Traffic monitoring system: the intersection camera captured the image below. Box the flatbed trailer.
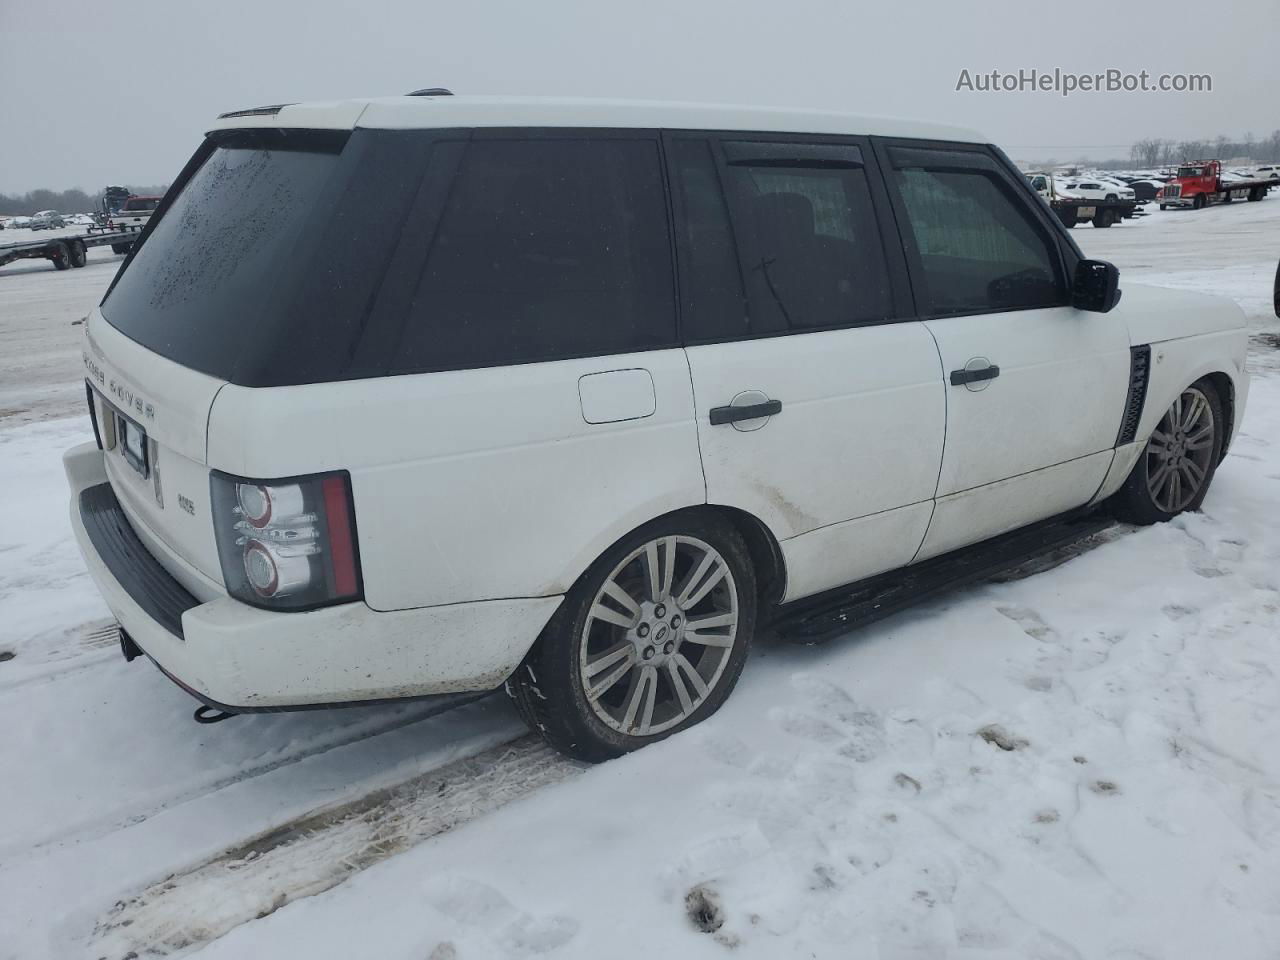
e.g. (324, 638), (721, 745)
(1048, 196), (1138, 228)
(0, 230), (137, 272)
(1026, 172), (1138, 228)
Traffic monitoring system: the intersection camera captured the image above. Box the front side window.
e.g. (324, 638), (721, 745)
(889, 156), (1065, 316)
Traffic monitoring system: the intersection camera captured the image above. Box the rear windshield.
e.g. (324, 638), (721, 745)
(101, 128), (675, 387)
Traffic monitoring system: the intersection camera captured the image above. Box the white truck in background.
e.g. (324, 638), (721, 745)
(1025, 172), (1137, 228)
(106, 196), (164, 253)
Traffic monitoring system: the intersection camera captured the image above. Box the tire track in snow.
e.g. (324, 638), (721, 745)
(92, 737), (580, 958)
(1, 693), (504, 862)
(0, 618), (122, 694)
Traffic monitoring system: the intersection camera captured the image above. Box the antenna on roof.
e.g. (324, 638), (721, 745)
(406, 87), (453, 97)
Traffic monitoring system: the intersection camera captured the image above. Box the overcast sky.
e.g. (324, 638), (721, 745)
(1, 0), (1277, 193)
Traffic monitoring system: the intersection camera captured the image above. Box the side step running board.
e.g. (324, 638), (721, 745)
(770, 511), (1116, 645)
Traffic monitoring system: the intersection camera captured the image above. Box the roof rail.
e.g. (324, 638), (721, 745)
(406, 87), (453, 97)
(216, 103), (293, 120)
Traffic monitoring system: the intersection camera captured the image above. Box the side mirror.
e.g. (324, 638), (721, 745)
(1072, 259), (1122, 313)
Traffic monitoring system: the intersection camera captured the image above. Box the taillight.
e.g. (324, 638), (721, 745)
(210, 470), (362, 611)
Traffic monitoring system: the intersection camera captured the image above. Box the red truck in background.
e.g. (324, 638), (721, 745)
(1159, 159), (1278, 210)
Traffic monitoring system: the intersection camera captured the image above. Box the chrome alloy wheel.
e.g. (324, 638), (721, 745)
(1145, 385), (1215, 514)
(579, 535), (739, 737)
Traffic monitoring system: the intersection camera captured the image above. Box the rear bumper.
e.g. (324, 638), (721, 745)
(65, 443), (561, 710)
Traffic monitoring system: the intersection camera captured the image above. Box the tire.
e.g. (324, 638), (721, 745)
(1248, 187), (1263, 202)
(1111, 378), (1224, 525)
(1105, 193), (1118, 200)
(51, 243), (71, 270)
(1159, 203), (1168, 210)
(110, 242), (131, 255)
(1193, 193), (1206, 210)
(1092, 209), (1114, 228)
(69, 240), (87, 268)
(507, 511), (757, 763)
(1059, 212), (1078, 228)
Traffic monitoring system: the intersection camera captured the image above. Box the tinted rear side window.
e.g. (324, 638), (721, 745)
(389, 137), (675, 372)
(670, 137), (893, 342)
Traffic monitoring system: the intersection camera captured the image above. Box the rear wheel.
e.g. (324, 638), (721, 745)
(68, 240), (87, 268)
(507, 512), (756, 762)
(110, 242), (132, 255)
(51, 243), (71, 270)
(1111, 380), (1224, 525)
(1092, 209), (1114, 228)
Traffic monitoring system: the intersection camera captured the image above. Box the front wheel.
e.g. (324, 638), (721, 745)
(1111, 380), (1224, 525)
(507, 512), (756, 763)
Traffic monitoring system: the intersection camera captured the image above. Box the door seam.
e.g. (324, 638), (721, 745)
(908, 320), (948, 565)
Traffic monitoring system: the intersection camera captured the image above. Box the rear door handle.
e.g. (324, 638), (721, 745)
(949, 364), (1000, 386)
(709, 399), (782, 425)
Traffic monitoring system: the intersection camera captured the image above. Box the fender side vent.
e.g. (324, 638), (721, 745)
(1116, 345), (1151, 446)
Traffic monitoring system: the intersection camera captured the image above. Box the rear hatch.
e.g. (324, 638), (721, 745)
(84, 314), (227, 596)
(93, 121), (454, 594)
(92, 127), (362, 595)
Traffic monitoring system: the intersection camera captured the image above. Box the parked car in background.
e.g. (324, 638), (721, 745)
(4, 216), (33, 230)
(1063, 180), (1135, 201)
(29, 210), (66, 230)
(1254, 164), (1280, 180)
(1129, 179), (1168, 202)
(67, 95), (1250, 762)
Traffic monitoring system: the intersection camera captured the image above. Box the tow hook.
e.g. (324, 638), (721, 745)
(193, 705), (238, 724)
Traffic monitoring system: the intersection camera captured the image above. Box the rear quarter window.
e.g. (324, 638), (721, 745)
(387, 136), (676, 372)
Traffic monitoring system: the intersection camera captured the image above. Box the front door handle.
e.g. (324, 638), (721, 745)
(949, 364), (1000, 386)
(709, 399), (782, 425)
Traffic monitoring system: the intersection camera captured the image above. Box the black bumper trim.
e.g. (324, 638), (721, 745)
(80, 483), (198, 639)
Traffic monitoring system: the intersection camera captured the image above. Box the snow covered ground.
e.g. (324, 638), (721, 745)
(1, 201), (1278, 959)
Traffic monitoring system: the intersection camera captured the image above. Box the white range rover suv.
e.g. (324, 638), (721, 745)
(67, 94), (1250, 761)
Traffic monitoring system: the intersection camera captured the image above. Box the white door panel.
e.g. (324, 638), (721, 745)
(780, 501), (934, 602)
(925, 307), (1130, 498)
(687, 323), (946, 598)
(917, 450), (1113, 560)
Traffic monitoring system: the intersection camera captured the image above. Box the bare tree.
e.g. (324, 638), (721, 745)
(1131, 139), (1164, 167)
